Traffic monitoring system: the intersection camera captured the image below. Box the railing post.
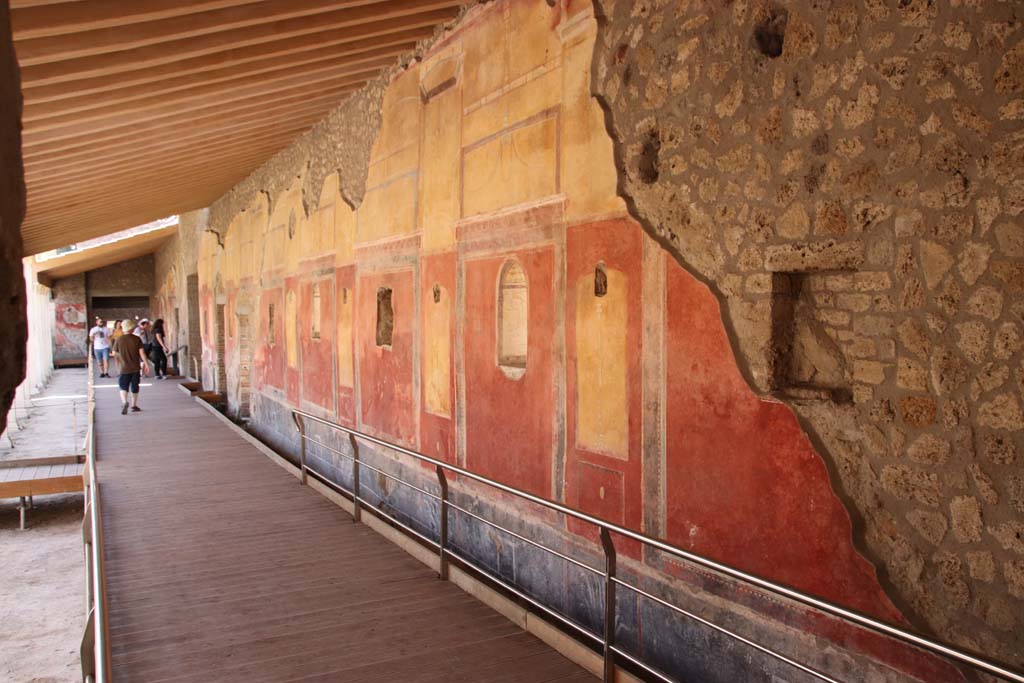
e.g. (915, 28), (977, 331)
(349, 433), (361, 523)
(294, 414), (307, 485)
(599, 526), (617, 683)
(435, 465), (449, 580)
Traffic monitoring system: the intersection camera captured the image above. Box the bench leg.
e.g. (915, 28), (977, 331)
(18, 497), (26, 530)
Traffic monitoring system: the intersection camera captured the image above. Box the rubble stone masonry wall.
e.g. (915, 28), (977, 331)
(592, 0), (1024, 663)
(0, 2), (26, 434)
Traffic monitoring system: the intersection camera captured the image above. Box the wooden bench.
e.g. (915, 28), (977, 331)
(0, 455), (85, 529)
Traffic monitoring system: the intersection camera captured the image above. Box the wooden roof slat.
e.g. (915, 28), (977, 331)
(27, 132), (317, 194)
(23, 95), (351, 165)
(22, 88), (355, 159)
(16, 0), (390, 65)
(26, 119), (323, 184)
(23, 27), (427, 104)
(24, 46), (403, 122)
(22, 80), (359, 149)
(13, 0), (267, 40)
(23, 67), (369, 143)
(18, 2), (459, 85)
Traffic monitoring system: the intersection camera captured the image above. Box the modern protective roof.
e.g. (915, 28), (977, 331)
(33, 222), (177, 285)
(13, 0), (465, 256)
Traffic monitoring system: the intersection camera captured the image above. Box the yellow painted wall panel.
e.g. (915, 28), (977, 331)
(462, 66), (561, 148)
(561, 21), (624, 221)
(575, 267), (628, 459)
(462, 115), (558, 217)
(337, 285), (354, 388)
(461, 6), (507, 107)
(419, 86), (461, 252)
(424, 284), (451, 416)
(507, 0), (561, 84)
(358, 173), (418, 243)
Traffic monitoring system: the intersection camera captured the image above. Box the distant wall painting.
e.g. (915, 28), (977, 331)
(53, 303), (87, 361)
(182, 1), (948, 677)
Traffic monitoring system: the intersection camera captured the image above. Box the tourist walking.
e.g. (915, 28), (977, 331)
(88, 316), (111, 378)
(151, 319), (171, 379)
(134, 319), (155, 377)
(113, 319), (150, 415)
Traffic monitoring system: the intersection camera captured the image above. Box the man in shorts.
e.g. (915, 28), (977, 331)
(88, 316), (111, 378)
(113, 319), (150, 415)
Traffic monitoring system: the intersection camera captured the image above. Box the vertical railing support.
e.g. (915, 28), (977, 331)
(436, 465), (449, 580)
(349, 433), (361, 523)
(600, 526), (617, 683)
(293, 414), (307, 485)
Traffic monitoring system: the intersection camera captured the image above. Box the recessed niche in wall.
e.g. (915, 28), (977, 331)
(267, 303), (276, 346)
(497, 260), (527, 379)
(594, 263), (608, 297)
(770, 272), (851, 403)
(311, 282), (322, 340)
(376, 287), (394, 347)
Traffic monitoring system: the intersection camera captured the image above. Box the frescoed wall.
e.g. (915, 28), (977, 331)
(150, 2), (993, 680)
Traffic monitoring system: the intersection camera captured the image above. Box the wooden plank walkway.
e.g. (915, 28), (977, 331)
(94, 378), (594, 683)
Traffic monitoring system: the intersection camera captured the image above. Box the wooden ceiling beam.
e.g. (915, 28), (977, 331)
(23, 28), (426, 103)
(23, 96), (346, 165)
(18, 2), (458, 84)
(22, 80), (358, 150)
(25, 56), (388, 127)
(13, 0), (267, 40)
(22, 71), (364, 144)
(25, 120), (321, 182)
(26, 137), (310, 197)
(24, 46), (403, 122)
(16, 0), (389, 65)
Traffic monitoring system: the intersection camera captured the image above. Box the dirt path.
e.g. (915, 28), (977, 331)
(1, 369), (87, 683)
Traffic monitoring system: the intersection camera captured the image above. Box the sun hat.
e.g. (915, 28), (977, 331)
(121, 319), (135, 333)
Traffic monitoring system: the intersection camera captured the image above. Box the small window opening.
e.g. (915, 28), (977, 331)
(268, 303), (276, 346)
(433, 283), (442, 303)
(498, 260), (528, 375)
(376, 287), (394, 347)
(311, 283), (322, 340)
(594, 263), (608, 297)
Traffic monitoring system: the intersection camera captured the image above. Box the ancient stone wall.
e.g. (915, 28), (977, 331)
(591, 0), (1024, 663)
(0, 1), (26, 434)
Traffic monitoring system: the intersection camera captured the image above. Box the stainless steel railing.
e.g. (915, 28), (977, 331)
(81, 356), (112, 683)
(291, 408), (1024, 683)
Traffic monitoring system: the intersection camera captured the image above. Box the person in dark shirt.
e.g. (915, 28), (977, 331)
(114, 319), (150, 415)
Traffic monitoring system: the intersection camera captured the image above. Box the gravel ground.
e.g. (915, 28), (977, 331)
(1, 369), (88, 682)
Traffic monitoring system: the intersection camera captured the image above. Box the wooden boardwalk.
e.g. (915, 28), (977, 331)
(95, 378), (594, 682)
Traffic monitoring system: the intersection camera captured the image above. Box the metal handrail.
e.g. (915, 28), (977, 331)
(291, 408), (1024, 683)
(82, 356), (112, 683)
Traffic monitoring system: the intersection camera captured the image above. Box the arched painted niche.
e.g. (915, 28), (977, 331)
(497, 259), (528, 380)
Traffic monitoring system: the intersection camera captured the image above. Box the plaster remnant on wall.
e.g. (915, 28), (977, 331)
(591, 0), (1024, 665)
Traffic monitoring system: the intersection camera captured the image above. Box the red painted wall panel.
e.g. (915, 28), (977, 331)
(663, 257), (901, 622)
(420, 251), (457, 465)
(256, 287), (284, 392)
(335, 265), (357, 425)
(463, 247), (555, 499)
(299, 276), (335, 412)
(284, 276), (300, 405)
(564, 219), (643, 555)
(357, 269), (417, 447)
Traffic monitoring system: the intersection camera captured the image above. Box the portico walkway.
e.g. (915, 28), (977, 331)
(94, 377), (593, 682)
